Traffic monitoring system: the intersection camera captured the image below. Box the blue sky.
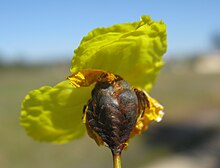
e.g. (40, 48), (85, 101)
(1, 0), (220, 62)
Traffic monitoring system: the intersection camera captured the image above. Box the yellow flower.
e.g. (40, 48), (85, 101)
(20, 16), (167, 145)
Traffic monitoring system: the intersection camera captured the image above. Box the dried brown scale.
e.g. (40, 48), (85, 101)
(85, 76), (139, 155)
(133, 88), (150, 117)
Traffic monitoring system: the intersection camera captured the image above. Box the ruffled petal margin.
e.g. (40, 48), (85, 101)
(71, 16), (167, 92)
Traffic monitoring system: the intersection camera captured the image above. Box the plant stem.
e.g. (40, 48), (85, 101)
(112, 152), (122, 168)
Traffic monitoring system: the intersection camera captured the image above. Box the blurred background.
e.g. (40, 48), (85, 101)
(1, 0), (220, 168)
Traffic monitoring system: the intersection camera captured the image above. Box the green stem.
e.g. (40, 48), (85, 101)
(112, 152), (122, 168)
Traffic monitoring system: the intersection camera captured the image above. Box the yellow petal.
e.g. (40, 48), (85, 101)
(131, 90), (164, 136)
(20, 80), (92, 144)
(70, 16), (167, 92)
(67, 69), (117, 88)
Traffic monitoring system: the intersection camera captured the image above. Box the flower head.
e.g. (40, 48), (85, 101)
(20, 16), (167, 146)
(68, 69), (164, 155)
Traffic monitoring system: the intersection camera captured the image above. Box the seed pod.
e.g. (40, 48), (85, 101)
(85, 75), (139, 155)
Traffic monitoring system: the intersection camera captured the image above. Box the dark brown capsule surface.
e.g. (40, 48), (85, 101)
(86, 76), (139, 154)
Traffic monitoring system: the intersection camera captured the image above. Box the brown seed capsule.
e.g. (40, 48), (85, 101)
(85, 75), (139, 155)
